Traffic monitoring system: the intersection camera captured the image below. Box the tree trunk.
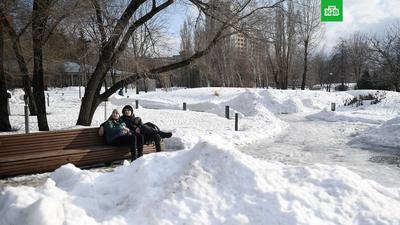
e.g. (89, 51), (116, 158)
(32, 0), (49, 131)
(1, 14), (37, 115)
(301, 40), (309, 90)
(0, 18), (11, 131)
(77, 63), (109, 125)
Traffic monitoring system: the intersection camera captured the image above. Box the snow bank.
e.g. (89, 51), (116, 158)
(306, 110), (384, 124)
(1, 141), (400, 225)
(354, 116), (400, 149)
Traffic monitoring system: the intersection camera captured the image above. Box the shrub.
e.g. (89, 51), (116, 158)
(344, 91), (386, 107)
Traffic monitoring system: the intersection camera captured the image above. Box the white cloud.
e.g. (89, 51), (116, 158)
(323, 0), (400, 53)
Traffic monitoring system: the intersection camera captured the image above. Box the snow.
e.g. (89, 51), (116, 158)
(2, 142), (400, 225)
(2, 87), (400, 225)
(354, 116), (400, 149)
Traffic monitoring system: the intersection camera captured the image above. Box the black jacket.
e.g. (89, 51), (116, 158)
(121, 115), (143, 131)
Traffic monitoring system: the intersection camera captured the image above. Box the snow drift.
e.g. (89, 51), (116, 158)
(1, 141), (400, 225)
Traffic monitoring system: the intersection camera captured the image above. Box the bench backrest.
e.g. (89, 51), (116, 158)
(0, 128), (104, 158)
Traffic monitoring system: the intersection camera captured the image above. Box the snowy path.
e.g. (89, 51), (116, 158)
(241, 114), (400, 187)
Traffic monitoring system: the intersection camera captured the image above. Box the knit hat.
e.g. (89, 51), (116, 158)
(108, 109), (120, 121)
(122, 105), (134, 113)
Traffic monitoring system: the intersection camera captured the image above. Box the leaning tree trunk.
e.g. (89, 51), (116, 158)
(77, 60), (110, 126)
(32, 0), (49, 131)
(301, 40), (309, 90)
(0, 18), (11, 131)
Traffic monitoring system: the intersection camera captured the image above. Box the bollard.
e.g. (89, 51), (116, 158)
(24, 95), (29, 134)
(135, 100), (139, 109)
(225, 106), (230, 119)
(183, 102), (187, 111)
(331, 103), (336, 111)
(47, 93), (50, 107)
(104, 100), (107, 120)
(235, 113), (239, 131)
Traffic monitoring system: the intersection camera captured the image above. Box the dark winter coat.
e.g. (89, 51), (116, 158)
(102, 119), (129, 145)
(121, 115), (143, 131)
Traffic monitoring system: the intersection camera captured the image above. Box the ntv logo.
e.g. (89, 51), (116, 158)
(321, 0), (343, 22)
(324, 6), (340, 17)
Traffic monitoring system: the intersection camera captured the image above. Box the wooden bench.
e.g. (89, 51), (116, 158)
(0, 128), (164, 178)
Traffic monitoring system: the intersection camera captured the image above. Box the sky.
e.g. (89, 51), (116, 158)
(161, 0), (400, 56)
(323, 0), (400, 52)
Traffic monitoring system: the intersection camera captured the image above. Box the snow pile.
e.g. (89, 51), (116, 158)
(1, 141), (400, 225)
(354, 116), (400, 149)
(306, 110), (384, 124)
(126, 88), (352, 115)
(306, 91), (400, 124)
(258, 89), (351, 114)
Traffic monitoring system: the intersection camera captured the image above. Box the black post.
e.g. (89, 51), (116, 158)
(104, 99), (107, 120)
(24, 95), (29, 133)
(7, 93), (11, 115)
(225, 106), (229, 119)
(46, 93), (50, 107)
(135, 99), (139, 109)
(183, 102), (187, 111)
(331, 103), (336, 111)
(136, 82), (139, 95)
(235, 113), (239, 131)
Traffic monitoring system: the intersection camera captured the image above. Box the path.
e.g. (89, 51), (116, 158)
(242, 114), (400, 187)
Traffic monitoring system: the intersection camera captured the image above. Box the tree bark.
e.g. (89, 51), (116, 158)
(301, 40), (309, 90)
(0, 16), (11, 131)
(32, 0), (49, 131)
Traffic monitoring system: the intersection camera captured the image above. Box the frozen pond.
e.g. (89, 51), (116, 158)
(241, 114), (400, 187)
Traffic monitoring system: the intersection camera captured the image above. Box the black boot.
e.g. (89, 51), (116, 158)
(159, 131), (172, 139)
(154, 134), (162, 152)
(129, 134), (137, 161)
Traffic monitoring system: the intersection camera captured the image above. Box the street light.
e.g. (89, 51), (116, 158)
(328, 72), (333, 92)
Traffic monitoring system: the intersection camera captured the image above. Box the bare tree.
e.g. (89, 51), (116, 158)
(0, 4), (11, 131)
(370, 26), (400, 92)
(1, 3), (38, 115)
(76, 0), (285, 125)
(296, 0), (323, 90)
(347, 32), (369, 81)
(273, 0), (296, 89)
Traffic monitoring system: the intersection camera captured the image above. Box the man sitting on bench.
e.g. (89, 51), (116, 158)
(120, 105), (172, 152)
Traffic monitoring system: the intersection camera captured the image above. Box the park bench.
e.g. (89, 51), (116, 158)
(0, 128), (164, 178)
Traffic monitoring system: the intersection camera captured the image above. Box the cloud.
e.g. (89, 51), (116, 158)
(323, 0), (400, 53)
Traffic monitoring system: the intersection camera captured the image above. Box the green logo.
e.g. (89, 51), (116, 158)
(321, 0), (343, 22)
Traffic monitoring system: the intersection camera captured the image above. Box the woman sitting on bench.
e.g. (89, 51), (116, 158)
(98, 109), (141, 161)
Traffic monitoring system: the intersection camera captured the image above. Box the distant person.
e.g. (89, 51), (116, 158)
(98, 109), (140, 161)
(120, 105), (172, 152)
(118, 88), (124, 96)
